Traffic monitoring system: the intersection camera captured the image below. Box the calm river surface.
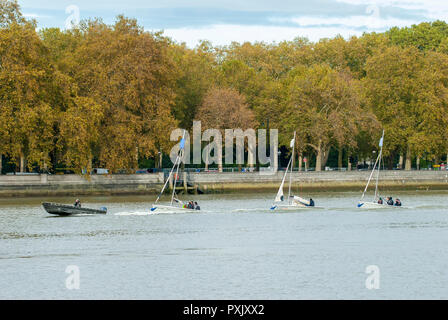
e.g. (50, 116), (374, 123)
(1, 191), (448, 299)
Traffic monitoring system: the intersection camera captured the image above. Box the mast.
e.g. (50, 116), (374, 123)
(154, 156), (180, 205)
(359, 153), (380, 202)
(373, 130), (385, 201)
(288, 131), (296, 202)
(170, 130), (186, 205)
(274, 156), (292, 202)
(359, 130), (384, 203)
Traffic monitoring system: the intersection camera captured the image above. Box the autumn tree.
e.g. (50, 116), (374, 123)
(68, 16), (178, 172)
(4, 0), (448, 174)
(0, 0), (24, 27)
(0, 6), (58, 172)
(196, 87), (257, 171)
(59, 97), (103, 173)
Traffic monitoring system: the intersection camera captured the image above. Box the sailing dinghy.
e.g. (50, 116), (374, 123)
(357, 130), (403, 209)
(270, 132), (317, 211)
(151, 131), (200, 213)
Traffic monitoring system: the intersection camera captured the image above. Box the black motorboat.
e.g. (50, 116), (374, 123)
(42, 202), (107, 216)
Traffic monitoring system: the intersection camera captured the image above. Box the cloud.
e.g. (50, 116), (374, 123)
(335, 0), (448, 21)
(18, 0), (448, 47)
(161, 24), (365, 47)
(23, 13), (51, 19)
(270, 14), (419, 31)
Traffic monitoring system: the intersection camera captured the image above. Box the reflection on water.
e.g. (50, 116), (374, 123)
(1, 191), (448, 299)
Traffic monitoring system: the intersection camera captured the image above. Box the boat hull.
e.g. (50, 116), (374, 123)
(42, 202), (107, 216)
(150, 204), (199, 213)
(357, 202), (402, 209)
(271, 203), (318, 211)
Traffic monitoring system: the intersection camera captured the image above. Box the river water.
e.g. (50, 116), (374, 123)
(1, 191), (448, 300)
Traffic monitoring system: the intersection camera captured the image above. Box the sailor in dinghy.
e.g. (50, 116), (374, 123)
(357, 130), (403, 209)
(270, 131), (317, 211)
(151, 130), (201, 213)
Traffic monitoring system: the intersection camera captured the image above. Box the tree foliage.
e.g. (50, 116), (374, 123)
(2, 0), (448, 172)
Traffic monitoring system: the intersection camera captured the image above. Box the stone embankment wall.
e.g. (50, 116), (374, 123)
(1, 170), (447, 197)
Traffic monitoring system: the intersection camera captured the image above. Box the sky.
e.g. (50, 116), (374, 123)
(18, 0), (448, 47)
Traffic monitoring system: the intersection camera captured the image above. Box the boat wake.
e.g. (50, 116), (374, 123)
(231, 208), (270, 213)
(114, 211), (158, 216)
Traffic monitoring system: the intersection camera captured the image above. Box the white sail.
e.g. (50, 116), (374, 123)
(271, 131), (318, 210)
(274, 182), (285, 202)
(288, 132), (296, 201)
(374, 130), (385, 201)
(358, 130), (385, 208)
(292, 196), (310, 206)
(151, 131), (187, 211)
(274, 158), (291, 202)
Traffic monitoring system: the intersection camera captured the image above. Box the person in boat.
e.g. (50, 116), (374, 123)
(74, 199), (81, 208)
(386, 197), (394, 206)
(309, 198), (315, 207)
(378, 197), (383, 204)
(394, 198), (402, 207)
(194, 201), (201, 210)
(187, 201), (194, 209)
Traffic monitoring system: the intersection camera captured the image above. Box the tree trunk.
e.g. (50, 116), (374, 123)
(88, 154), (93, 174)
(298, 152), (303, 172)
(159, 149), (163, 169)
(405, 146), (412, 171)
(347, 153), (352, 171)
(338, 147), (343, 170)
(20, 153), (25, 173)
(205, 152), (209, 171)
(0, 153), (2, 175)
(398, 154), (403, 170)
(322, 145), (331, 170)
(182, 170), (187, 193)
(416, 156), (420, 170)
(315, 140), (322, 172)
(135, 146), (139, 170)
(387, 152), (394, 170)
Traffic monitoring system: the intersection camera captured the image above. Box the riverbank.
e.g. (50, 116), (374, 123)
(1, 170), (448, 198)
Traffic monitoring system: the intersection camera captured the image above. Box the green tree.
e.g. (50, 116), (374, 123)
(283, 64), (367, 171)
(171, 40), (217, 129)
(364, 46), (448, 169)
(388, 21), (448, 51)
